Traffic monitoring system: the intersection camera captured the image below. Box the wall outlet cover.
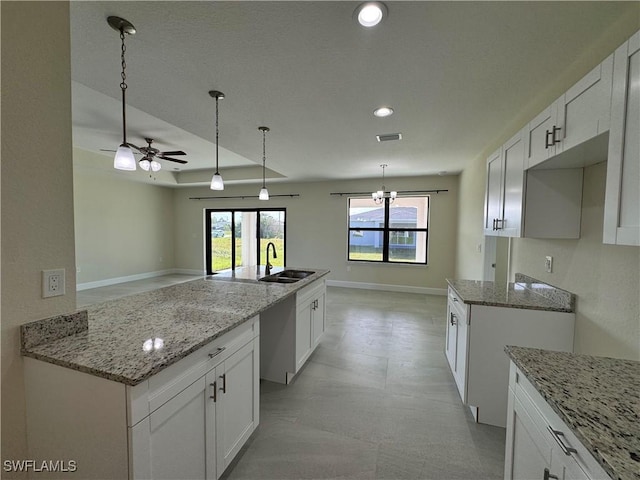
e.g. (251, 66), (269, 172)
(43, 268), (66, 298)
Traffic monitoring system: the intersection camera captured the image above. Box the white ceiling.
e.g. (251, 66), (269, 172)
(70, 1), (636, 187)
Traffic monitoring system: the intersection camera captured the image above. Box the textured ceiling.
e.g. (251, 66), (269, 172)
(70, 1), (637, 187)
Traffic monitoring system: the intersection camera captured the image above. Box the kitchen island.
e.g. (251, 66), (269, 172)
(20, 268), (329, 480)
(504, 346), (639, 480)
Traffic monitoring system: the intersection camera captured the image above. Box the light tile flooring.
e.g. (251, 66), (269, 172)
(77, 277), (505, 480)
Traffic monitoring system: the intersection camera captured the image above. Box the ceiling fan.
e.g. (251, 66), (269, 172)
(102, 137), (187, 171)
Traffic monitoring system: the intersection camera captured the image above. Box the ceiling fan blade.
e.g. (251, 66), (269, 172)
(100, 149), (117, 153)
(126, 142), (143, 152)
(159, 156), (188, 164)
(159, 150), (186, 156)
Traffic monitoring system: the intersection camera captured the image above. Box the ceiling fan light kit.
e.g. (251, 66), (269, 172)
(108, 16), (137, 171)
(258, 126), (271, 201)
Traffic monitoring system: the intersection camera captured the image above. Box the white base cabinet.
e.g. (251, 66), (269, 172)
(24, 317), (260, 480)
(260, 278), (326, 384)
(504, 362), (609, 480)
(445, 287), (574, 428)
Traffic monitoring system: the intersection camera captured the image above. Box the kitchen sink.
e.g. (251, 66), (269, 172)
(259, 269), (315, 284)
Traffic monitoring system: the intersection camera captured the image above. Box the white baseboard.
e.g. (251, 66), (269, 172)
(325, 280), (447, 296)
(76, 269), (205, 291)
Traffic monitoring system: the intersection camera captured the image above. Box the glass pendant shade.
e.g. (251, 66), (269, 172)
(211, 172), (224, 190)
(259, 187), (269, 201)
(114, 144), (137, 171)
(150, 160), (162, 172)
(139, 158), (151, 171)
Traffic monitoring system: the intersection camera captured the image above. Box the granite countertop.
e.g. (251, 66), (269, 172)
(505, 345), (640, 480)
(446, 273), (574, 312)
(21, 268), (329, 386)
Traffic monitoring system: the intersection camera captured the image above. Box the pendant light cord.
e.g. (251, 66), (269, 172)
(120, 29), (128, 145)
(262, 129), (267, 188)
(215, 95), (220, 175)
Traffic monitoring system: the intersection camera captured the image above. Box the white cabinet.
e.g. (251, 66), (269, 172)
(484, 128), (583, 239)
(604, 30), (640, 246)
(505, 362), (609, 480)
(296, 280), (326, 371)
(444, 287), (574, 427)
(445, 287), (468, 400)
(260, 278), (326, 384)
(24, 317), (260, 480)
(525, 54), (613, 170)
(484, 130), (526, 237)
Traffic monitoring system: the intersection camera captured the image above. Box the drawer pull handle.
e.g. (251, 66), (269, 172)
(208, 347), (226, 359)
(547, 426), (577, 456)
(543, 468), (559, 480)
(210, 382), (217, 402)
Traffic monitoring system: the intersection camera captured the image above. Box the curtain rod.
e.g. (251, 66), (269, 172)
(329, 189), (448, 196)
(189, 194), (300, 200)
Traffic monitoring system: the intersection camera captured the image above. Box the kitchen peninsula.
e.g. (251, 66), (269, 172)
(20, 269), (328, 480)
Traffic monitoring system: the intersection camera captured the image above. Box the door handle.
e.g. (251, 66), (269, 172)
(210, 381), (217, 402)
(552, 125), (562, 144)
(545, 129), (553, 148)
(220, 373), (227, 394)
(543, 468), (559, 480)
(450, 312), (457, 326)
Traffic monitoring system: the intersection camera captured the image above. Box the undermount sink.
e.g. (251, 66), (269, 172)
(259, 269), (315, 284)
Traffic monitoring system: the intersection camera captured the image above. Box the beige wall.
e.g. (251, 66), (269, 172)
(1, 1), (75, 471)
(74, 149), (176, 285)
(173, 174), (459, 291)
(510, 163), (639, 360)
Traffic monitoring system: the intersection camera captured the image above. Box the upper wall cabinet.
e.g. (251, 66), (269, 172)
(484, 128), (583, 239)
(484, 130), (526, 237)
(604, 31), (640, 246)
(525, 54), (614, 170)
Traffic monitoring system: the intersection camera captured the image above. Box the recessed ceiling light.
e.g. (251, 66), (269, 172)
(354, 2), (387, 28)
(374, 106), (394, 118)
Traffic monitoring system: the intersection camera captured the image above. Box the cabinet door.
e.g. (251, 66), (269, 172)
(216, 340), (259, 478)
(604, 31), (640, 246)
(525, 103), (558, 169)
(501, 130), (525, 237)
(444, 301), (457, 373)
(295, 302), (313, 370)
(484, 148), (503, 235)
(558, 54), (613, 154)
(311, 292), (325, 348)
(453, 311), (468, 402)
(142, 377), (213, 480)
(505, 395), (552, 480)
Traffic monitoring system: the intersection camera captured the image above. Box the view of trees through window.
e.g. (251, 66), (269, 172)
(348, 196), (429, 264)
(205, 209), (285, 274)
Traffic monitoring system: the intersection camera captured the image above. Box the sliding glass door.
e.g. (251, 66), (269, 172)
(205, 208), (286, 274)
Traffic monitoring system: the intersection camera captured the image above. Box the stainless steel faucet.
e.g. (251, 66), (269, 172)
(265, 242), (277, 276)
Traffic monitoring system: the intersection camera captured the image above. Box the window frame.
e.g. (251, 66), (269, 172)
(347, 196), (429, 265)
(205, 208), (287, 275)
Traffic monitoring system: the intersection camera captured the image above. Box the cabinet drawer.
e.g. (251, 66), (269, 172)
(128, 316), (259, 426)
(448, 287), (467, 318)
(296, 279), (325, 307)
(512, 365), (608, 479)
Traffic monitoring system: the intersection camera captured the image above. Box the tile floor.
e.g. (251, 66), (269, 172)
(77, 277), (505, 479)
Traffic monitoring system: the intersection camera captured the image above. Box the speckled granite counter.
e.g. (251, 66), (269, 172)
(505, 345), (640, 480)
(21, 269), (329, 386)
(447, 273), (574, 312)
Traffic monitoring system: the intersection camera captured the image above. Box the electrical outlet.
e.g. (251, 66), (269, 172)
(545, 256), (553, 273)
(43, 269), (66, 298)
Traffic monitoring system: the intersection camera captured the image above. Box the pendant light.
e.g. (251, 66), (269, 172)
(258, 126), (270, 200)
(372, 164), (397, 205)
(209, 90), (225, 190)
(108, 16), (137, 171)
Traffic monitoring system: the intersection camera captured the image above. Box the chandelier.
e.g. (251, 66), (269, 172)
(371, 164), (397, 204)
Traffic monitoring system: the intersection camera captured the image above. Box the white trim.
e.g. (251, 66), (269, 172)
(326, 280), (446, 296)
(76, 269), (205, 291)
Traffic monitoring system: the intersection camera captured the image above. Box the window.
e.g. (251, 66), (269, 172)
(205, 209), (286, 274)
(348, 196), (429, 264)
